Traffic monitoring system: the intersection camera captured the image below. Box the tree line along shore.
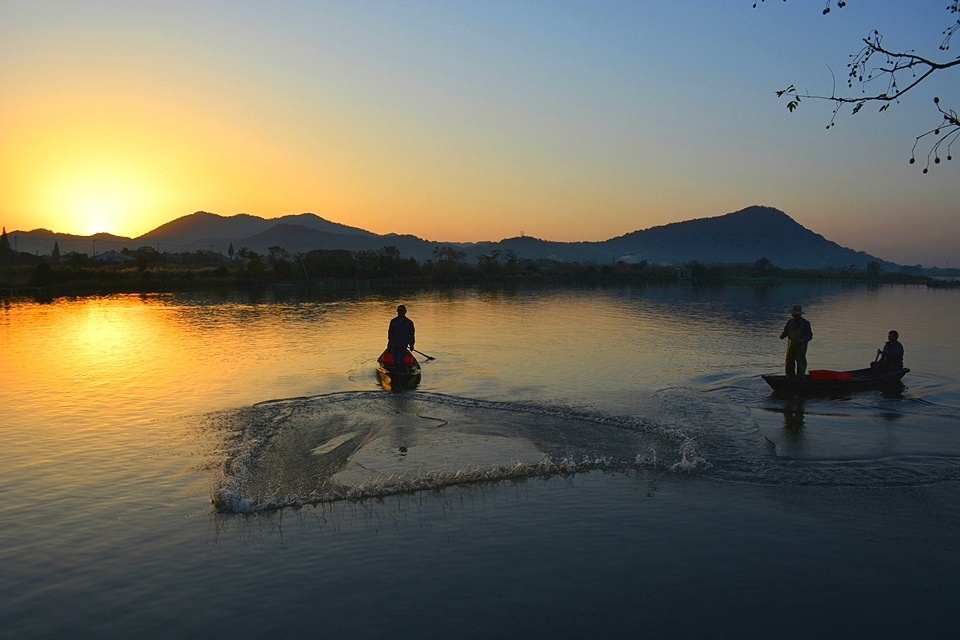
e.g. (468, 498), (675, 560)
(0, 242), (946, 299)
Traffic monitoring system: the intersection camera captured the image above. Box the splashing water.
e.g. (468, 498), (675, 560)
(211, 391), (708, 513)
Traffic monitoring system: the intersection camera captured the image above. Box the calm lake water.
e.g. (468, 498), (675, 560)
(2, 282), (959, 638)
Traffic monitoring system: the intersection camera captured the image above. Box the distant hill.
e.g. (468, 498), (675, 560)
(468, 206), (896, 270)
(4, 205), (908, 270)
(136, 211), (375, 252)
(601, 205), (892, 270)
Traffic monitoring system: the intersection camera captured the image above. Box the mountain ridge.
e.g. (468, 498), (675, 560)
(4, 205), (911, 270)
(137, 211), (375, 247)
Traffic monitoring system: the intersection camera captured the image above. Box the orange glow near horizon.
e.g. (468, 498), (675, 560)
(2, 2), (959, 267)
(4, 86), (175, 237)
(0, 50), (892, 245)
(0, 60), (681, 243)
(2, 103), (663, 242)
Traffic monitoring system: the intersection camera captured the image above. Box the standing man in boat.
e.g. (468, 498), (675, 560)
(388, 304), (416, 372)
(779, 304), (813, 378)
(872, 330), (904, 372)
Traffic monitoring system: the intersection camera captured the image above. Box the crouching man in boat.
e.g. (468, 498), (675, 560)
(871, 330), (904, 373)
(779, 304), (813, 378)
(388, 304), (416, 372)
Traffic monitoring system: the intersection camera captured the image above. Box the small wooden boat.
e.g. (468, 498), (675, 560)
(376, 348), (421, 391)
(762, 367), (909, 395)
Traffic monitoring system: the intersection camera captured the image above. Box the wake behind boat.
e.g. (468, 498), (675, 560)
(762, 367), (909, 395)
(377, 348), (422, 391)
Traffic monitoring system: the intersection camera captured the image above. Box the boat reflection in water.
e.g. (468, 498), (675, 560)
(376, 348), (422, 392)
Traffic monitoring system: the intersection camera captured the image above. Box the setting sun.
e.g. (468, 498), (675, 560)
(2, 90), (173, 238)
(52, 173), (147, 236)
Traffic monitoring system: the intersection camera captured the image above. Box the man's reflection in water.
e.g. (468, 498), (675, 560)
(782, 397), (805, 443)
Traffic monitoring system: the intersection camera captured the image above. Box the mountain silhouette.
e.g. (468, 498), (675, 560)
(136, 211), (374, 252)
(602, 205), (882, 269)
(6, 205), (902, 270)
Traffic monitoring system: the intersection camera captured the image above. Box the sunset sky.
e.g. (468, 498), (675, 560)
(2, 1), (957, 267)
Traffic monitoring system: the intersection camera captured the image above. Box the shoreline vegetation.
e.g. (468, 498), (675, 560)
(0, 245), (954, 300)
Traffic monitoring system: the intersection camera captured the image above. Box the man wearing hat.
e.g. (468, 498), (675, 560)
(779, 304), (813, 377)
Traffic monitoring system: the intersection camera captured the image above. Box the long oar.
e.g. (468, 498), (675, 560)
(412, 348), (435, 361)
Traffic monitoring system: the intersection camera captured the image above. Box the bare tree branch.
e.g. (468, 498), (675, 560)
(759, 1), (960, 171)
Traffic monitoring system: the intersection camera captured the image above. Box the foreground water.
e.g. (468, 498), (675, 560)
(2, 283), (959, 638)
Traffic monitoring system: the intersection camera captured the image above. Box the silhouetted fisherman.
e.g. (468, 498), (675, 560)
(872, 330), (904, 372)
(779, 304), (813, 377)
(387, 304), (416, 372)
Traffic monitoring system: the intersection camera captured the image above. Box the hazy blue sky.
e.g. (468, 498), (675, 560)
(2, 1), (957, 266)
